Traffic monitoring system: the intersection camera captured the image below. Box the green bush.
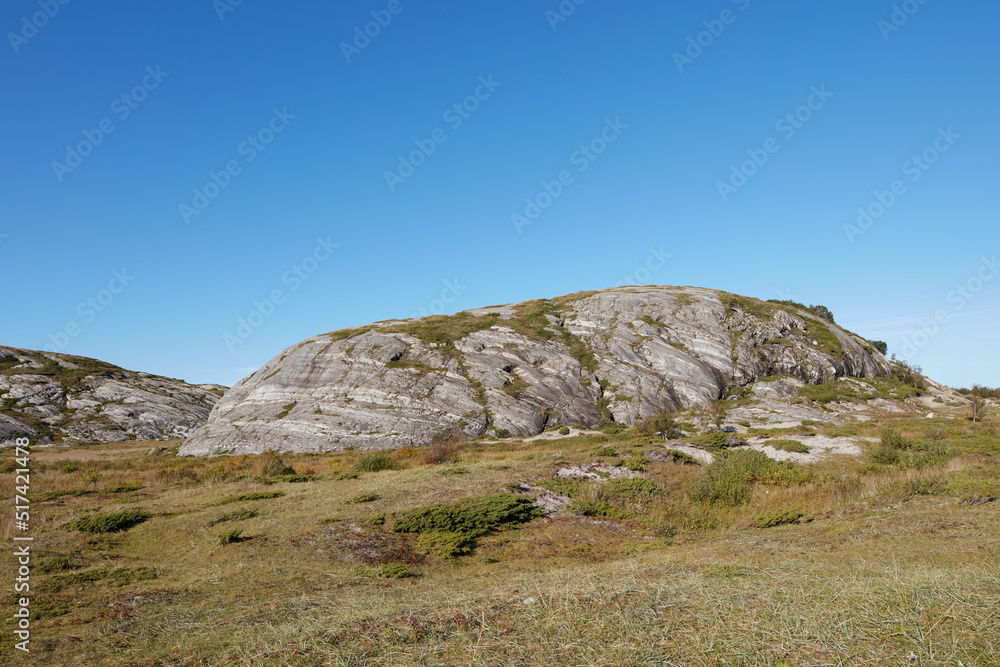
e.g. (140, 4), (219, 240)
(393, 494), (538, 539)
(571, 499), (630, 520)
(353, 453), (402, 473)
(748, 508), (804, 528)
(688, 432), (728, 449)
(418, 531), (474, 558)
(595, 446), (618, 457)
(688, 464), (751, 506)
(637, 412), (682, 438)
(217, 529), (246, 545)
(624, 455), (647, 471)
(258, 450), (296, 476)
(346, 492), (380, 504)
(767, 439), (810, 454)
(216, 491), (284, 505)
(538, 477), (585, 498)
(597, 477), (662, 513)
(375, 563), (416, 578)
(879, 427), (911, 450)
(559, 426), (570, 435)
(688, 450), (808, 506)
(69, 510), (152, 534)
(208, 507), (259, 527)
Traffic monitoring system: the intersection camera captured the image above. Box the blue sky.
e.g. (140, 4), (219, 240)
(2, 0), (997, 388)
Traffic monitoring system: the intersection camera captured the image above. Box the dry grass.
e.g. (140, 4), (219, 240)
(1, 408), (998, 665)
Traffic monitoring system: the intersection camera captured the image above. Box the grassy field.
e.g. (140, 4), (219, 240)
(2, 404), (998, 666)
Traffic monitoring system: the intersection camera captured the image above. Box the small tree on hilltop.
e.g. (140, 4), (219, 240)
(709, 399), (729, 431)
(970, 385), (988, 424)
(638, 412), (681, 439)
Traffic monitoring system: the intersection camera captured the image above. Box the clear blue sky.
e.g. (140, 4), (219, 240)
(2, 0), (997, 389)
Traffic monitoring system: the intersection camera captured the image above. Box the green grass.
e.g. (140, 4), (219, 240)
(766, 439), (811, 454)
(6, 402), (1000, 666)
(718, 293), (776, 320)
(384, 311), (500, 346)
(797, 376), (922, 404)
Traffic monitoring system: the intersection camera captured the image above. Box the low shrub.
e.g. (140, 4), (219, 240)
(216, 491), (284, 505)
(688, 450), (809, 506)
(767, 439), (810, 454)
(217, 529), (246, 545)
(597, 477), (663, 514)
(571, 499), (629, 520)
(420, 427), (465, 464)
(624, 455), (647, 471)
(393, 494), (539, 539)
(538, 477), (585, 498)
(375, 563), (416, 578)
(68, 510), (152, 534)
(418, 531), (474, 558)
(354, 452), (402, 473)
(258, 450), (296, 477)
(207, 508), (259, 527)
(748, 508), (804, 528)
(637, 412), (682, 438)
(687, 432), (728, 449)
(347, 492), (380, 504)
(559, 426), (571, 435)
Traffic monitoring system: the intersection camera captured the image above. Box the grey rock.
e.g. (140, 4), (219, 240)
(182, 286), (891, 456)
(0, 346), (224, 444)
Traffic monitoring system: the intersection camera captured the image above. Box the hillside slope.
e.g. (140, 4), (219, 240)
(182, 286), (891, 456)
(0, 346), (224, 444)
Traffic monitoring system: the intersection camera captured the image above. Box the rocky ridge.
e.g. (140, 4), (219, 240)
(0, 347), (225, 444)
(181, 286), (893, 456)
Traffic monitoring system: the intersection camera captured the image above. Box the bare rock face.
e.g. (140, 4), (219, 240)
(181, 286), (891, 456)
(0, 347), (224, 444)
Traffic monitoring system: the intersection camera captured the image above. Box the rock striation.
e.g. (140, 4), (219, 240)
(0, 347), (224, 444)
(181, 286), (891, 456)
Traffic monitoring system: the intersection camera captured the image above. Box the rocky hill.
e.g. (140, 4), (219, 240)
(181, 286), (893, 456)
(0, 347), (225, 444)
